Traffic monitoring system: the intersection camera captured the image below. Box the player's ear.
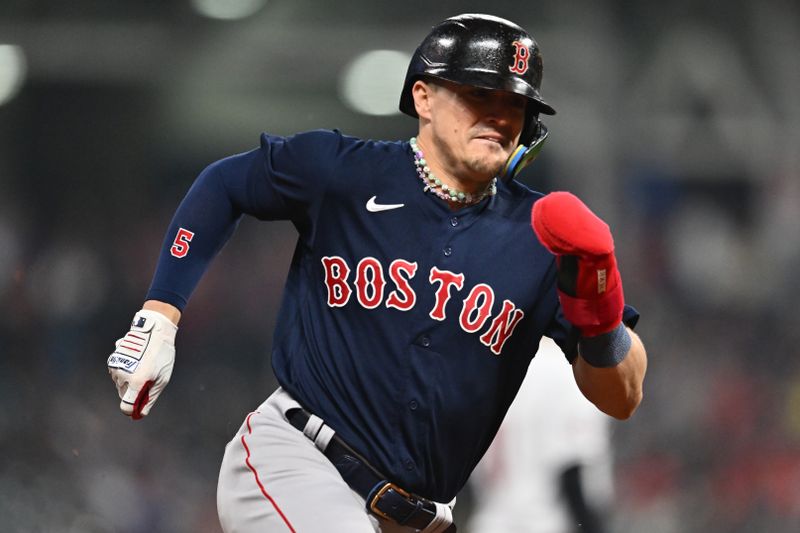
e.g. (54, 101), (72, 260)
(412, 79), (434, 120)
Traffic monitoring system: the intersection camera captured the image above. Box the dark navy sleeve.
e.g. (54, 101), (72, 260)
(145, 153), (254, 310)
(145, 130), (342, 310)
(249, 131), (340, 222)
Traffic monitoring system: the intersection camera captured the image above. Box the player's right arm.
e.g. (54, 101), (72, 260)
(106, 130), (341, 420)
(107, 147), (273, 420)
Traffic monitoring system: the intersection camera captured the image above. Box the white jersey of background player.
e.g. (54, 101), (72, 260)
(468, 337), (614, 533)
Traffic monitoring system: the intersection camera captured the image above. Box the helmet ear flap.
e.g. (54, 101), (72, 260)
(520, 112), (543, 147)
(502, 119), (549, 182)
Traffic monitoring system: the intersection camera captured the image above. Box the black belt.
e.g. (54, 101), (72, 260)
(287, 408), (456, 532)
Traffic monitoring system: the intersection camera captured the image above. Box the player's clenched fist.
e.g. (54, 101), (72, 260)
(107, 309), (177, 419)
(531, 192), (624, 338)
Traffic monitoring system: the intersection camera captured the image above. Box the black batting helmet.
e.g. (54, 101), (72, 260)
(399, 14), (555, 146)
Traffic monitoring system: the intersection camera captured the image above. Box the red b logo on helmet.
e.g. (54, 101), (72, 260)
(509, 41), (530, 75)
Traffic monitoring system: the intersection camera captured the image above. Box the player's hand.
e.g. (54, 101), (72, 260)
(531, 192), (624, 337)
(107, 309), (177, 419)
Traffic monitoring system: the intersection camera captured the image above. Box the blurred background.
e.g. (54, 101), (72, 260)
(1, 0), (799, 531)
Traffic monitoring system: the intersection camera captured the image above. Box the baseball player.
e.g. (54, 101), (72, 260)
(107, 14), (647, 533)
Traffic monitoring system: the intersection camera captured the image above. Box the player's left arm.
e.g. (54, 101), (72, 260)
(572, 327), (646, 419)
(532, 192), (648, 420)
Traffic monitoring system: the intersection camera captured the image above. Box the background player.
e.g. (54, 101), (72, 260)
(467, 337), (614, 533)
(107, 13), (647, 532)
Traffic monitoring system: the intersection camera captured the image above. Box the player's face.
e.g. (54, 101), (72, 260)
(422, 79), (527, 182)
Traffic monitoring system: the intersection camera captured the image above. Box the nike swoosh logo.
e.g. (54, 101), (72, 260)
(366, 196), (404, 212)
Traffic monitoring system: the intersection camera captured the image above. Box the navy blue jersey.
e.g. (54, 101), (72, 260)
(147, 129), (638, 502)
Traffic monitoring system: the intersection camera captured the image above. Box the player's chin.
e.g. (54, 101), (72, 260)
(466, 153), (506, 179)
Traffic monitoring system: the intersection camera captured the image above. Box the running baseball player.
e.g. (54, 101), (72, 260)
(107, 14), (647, 533)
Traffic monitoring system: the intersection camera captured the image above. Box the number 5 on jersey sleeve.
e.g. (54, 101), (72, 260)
(170, 227), (195, 258)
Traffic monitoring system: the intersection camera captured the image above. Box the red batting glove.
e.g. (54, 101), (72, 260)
(531, 192), (624, 337)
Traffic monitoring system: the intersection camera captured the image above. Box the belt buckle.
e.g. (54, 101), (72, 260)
(369, 481), (411, 521)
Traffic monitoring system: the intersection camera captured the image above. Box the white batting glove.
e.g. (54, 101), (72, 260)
(107, 309), (177, 419)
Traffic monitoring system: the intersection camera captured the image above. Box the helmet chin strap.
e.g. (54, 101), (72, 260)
(501, 123), (549, 183)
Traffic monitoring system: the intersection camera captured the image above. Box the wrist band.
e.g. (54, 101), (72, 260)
(578, 323), (631, 368)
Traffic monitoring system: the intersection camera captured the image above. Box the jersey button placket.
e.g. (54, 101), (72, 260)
(443, 216), (458, 256)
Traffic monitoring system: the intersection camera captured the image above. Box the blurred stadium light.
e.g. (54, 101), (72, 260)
(338, 49), (410, 116)
(0, 44), (26, 106)
(190, 0), (269, 20)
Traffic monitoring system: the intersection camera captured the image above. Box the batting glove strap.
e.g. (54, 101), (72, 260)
(556, 276), (625, 337)
(107, 309), (177, 419)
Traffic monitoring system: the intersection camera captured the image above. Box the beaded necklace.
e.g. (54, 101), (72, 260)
(410, 137), (497, 205)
